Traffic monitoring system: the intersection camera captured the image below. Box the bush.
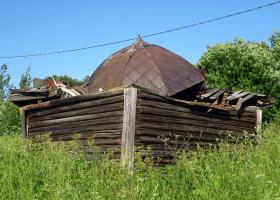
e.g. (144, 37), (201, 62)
(0, 102), (20, 135)
(198, 35), (280, 120)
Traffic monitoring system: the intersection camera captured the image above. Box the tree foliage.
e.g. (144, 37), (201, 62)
(0, 102), (20, 135)
(198, 32), (280, 120)
(0, 64), (20, 135)
(19, 66), (32, 89)
(46, 75), (84, 87)
(0, 64), (11, 101)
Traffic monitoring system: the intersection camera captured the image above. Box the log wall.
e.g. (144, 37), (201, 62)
(22, 88), (125, 159)
(135, 90), (258, 165)
(21, 86), (260, 167)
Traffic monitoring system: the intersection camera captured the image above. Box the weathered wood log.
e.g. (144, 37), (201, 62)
(137, 135), (220, 145)
(135, 130), (239, 142)
(121, 87), (137, 173)
(136, 122), (245, 135)
(137, 104), (256, 125)
(50, 132), (122, 141)
(53, 138), (122, 146)
(138, 97), (257, 118)
(28, 123), (123, 137)
(28, 95), (124, 119)
(22, 88), (124, 111)
(138, 115), (254, 132)
(28, 102), (124, 122)
(29, 110), (123, 128)
(28, 116), (123, 133)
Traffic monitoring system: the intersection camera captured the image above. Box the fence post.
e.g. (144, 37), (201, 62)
(121, 87), (137, 173)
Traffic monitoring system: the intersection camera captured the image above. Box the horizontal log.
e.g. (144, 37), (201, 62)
(138, 114), (254, 133)
(137, 104), (256, 125)
(53, 138), (122, 146)
(137, 122), (244, 136)
(28, 102), (124, 122)
(138, 136), (218, 145)
(51, 131), (121, 141)
(28, 123), (122, 137)
(138, 92), (257, 117)
(28, 116), (123, 133)
(28, 95), (124, 119)
(23, 88), (124, 111)
(135, 129), (240, 142)
(29, 110), (123, 128)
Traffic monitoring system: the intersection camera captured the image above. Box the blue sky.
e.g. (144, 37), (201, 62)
(0, 0), (279, 87)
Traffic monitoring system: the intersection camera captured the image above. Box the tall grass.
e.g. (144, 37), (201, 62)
(0, 124), (280, 199)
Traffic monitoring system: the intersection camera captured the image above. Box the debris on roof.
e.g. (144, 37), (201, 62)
(10, 78), (85, 107)
(193, 88), (273, 111)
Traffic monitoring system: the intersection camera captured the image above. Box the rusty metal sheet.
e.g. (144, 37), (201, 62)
(88, 38), (205, 96)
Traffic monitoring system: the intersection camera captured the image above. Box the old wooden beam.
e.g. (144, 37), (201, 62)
(121, 87), (137, 173)
(20, 108), (27, 138)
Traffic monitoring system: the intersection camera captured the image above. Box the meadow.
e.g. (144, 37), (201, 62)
(0, 123), (280, 200)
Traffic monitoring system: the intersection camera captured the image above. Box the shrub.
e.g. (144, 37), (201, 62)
(0, 102), (20, 135)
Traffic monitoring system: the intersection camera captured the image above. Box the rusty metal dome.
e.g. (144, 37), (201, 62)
(88, 38), (204, 96)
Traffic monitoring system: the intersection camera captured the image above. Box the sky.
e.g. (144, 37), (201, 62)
(0, 0), (280, 87)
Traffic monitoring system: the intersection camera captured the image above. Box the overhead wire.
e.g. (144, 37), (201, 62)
(1, 0), (279, 59)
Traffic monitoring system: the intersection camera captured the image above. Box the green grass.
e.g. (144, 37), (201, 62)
(0, 124), (280, 199)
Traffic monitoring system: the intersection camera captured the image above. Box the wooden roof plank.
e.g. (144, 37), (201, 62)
(209, 89), (227, 100)
(201, 88), (219, 99)
(227, 91), (250, 101)
(236, 92), (257, 111)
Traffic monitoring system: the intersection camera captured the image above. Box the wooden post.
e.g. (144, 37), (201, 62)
(255, 109), (262, 143)
(256, 109), (262, 133)
(121, 87), (137, 173)
(20, 108), (27, 138)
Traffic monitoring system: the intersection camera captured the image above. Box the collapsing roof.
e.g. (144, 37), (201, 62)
(9, 39), (273, 111)
(88, 38), (205, 96)
(10, 78), (86, 107)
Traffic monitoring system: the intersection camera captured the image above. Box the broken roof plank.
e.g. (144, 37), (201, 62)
(236, 93), (257, 111)
(209, 89), (227, 100)
(227, 91), (250, 101)
(201, 88), (219, 99)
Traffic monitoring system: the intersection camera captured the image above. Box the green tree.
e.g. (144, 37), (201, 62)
(19, 66), (32, 89)
(83, 75), (90, 85)
(198, 33), (280, 120)
(0, 64), (11, 101)
(46, 75), (84, 87)
(0, 64), (20, 135)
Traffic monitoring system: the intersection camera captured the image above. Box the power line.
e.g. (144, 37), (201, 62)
(1, 0), (280, 59)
